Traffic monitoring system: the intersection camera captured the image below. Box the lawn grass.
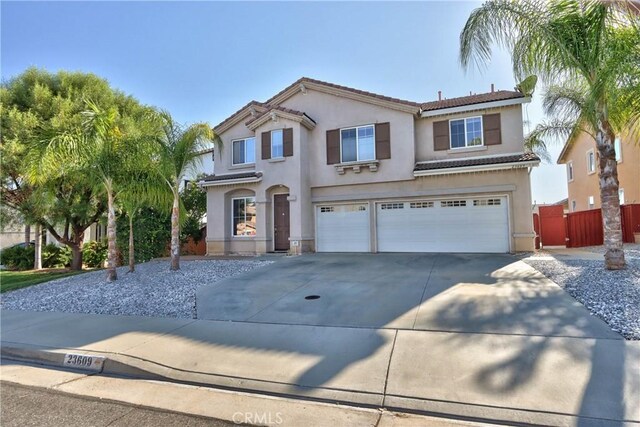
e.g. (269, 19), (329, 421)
(0, 269), (85, 293)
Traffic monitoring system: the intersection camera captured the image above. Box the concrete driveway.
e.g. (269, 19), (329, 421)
(196, 253), (618, 338)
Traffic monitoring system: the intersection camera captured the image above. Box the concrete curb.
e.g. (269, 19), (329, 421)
(1, 342), (620, 427)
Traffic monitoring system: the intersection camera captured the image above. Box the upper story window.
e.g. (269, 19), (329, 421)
(586, 149), (596, 174)
(571, 200), (577, 212)
(567, 161), (574, 182)
(232, 137), (255, 165)
(271, 129), (284, 159)
(614, 137), (622, 163)
(341, 125), (375, 163)
(450, 116), (483, 149)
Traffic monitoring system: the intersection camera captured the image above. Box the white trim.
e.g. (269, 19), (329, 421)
(199, 175), (262, 188)
(567, 161), (574, 182)
(339, 124), (376, 163)
(231, 137), (256, 166)
(448, 116), (484, 149)
(586, 149), (596, 175)
(420, 97), (530, 118)
(231, 196), (257, 238)
(413, 160), (540, 177)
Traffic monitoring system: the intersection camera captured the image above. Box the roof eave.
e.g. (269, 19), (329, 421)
(420, 97), (530, 118)
(413, 160), (540, 177)
(199, 176), (262, 188)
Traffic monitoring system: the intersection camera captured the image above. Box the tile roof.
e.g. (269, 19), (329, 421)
(420, 91), (525, 112)
(266, 77), (422, 108)
(414, 152), (540, 172)
(245, 105), (315, 126)
(214, 78), (526, 131)
(214, 100), (266, 131)
(201, 171), (262, 182)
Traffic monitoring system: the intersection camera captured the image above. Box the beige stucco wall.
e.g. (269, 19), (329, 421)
(280, 90), (417, 186)
(563, 132), (640, 212)
(415, 105), (525, 162)
(206, 85), (534, 255)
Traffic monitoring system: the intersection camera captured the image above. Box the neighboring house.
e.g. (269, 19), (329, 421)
(557, 132), (639, 212)
(200, 77), (539, 255)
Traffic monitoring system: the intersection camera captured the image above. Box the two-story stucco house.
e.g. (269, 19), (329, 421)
(557, 132), (639, 212)
(200, 78), (539, 255)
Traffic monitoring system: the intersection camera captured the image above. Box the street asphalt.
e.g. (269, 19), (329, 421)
(1, 382), (234, 427)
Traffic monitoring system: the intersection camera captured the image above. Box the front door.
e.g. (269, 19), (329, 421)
(273, 194), (290, 251)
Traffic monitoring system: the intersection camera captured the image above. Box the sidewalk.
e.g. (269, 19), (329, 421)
(2, 309), (639, 426)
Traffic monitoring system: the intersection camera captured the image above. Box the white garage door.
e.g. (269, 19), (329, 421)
(376, 197), (509, 253)
(316, 204), (370, 252)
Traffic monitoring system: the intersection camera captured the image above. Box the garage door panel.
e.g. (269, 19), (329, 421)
(376, 197), (509, 253)
(316, 204), (369, 252)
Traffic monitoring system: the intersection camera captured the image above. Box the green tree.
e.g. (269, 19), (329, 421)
(180, 178), (207, 243)
(460, 0), (640, 269)
(1, 68), (108, 270)
(154, 113), (216, 271)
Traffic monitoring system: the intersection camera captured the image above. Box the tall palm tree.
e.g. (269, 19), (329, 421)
(460, 0), (640, 270)
(154, 112), (216, 271)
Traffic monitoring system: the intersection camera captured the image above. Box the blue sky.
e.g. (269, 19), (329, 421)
(1, 1), (566, 203)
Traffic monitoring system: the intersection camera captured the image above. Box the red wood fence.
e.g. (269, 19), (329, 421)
(535, 203), (640, 248)
(538, 205), (567, 246)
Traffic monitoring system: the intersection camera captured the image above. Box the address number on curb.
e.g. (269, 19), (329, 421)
(63, 353), (105, 372)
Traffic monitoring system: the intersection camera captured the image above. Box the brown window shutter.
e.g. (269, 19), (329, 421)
(375, 122), (391, 160)
(483, 113), (501, 145)
(283, 128), (293, 157)
(261, 131), (271, 160)
(326, 129), (340, 165)
(433, 120), (450, 151)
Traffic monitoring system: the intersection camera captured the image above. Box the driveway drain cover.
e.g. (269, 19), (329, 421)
(305, 295), (320, 300)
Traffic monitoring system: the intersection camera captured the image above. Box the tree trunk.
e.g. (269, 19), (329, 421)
(24, 224), (31, 244)
(106, 187), (118, 281)
(170, 189), (180, 271)
(70, 243), (83, 270)
(128, 214), (135, 273)
(34, 224), (42, 270)
(596, 125), (625, 270)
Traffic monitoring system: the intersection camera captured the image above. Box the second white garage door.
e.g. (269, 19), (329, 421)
(316, 204), (370, 252)
(376, 197), (509, 253)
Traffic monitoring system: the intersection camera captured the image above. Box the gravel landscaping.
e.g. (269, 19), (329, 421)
(524, 244), (640, 340)
(1, 260), (272, 318)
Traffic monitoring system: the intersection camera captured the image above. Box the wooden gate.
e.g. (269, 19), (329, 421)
(538, 205), (566, 247)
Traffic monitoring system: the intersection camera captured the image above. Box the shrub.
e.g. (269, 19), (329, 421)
(41, 243), (73, 268)
(0, 245), (35, 270)
(117, 207), (171, 263)
(82, 240), (107, 268)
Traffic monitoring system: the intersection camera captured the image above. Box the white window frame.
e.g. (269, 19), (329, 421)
(614, 137), (622, 163)
(588, 195), (595, 209)
(566, 161), (574, 182)
(271, 129), (284, 159)
(339, 124), (376, 163)
(586, 149), (596, 174)
(619, 188), (625, 205)
(231, 137), (255, 166)
(449, 116), (484, 149)
(231, 196), (256, 237)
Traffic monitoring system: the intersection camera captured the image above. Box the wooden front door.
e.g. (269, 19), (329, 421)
(273, 194), (290, 251)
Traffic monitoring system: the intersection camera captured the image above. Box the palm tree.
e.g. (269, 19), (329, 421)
(154, 112), (215, 271)
(119, 169), (172, 273)
(460, 0), (640, 270)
